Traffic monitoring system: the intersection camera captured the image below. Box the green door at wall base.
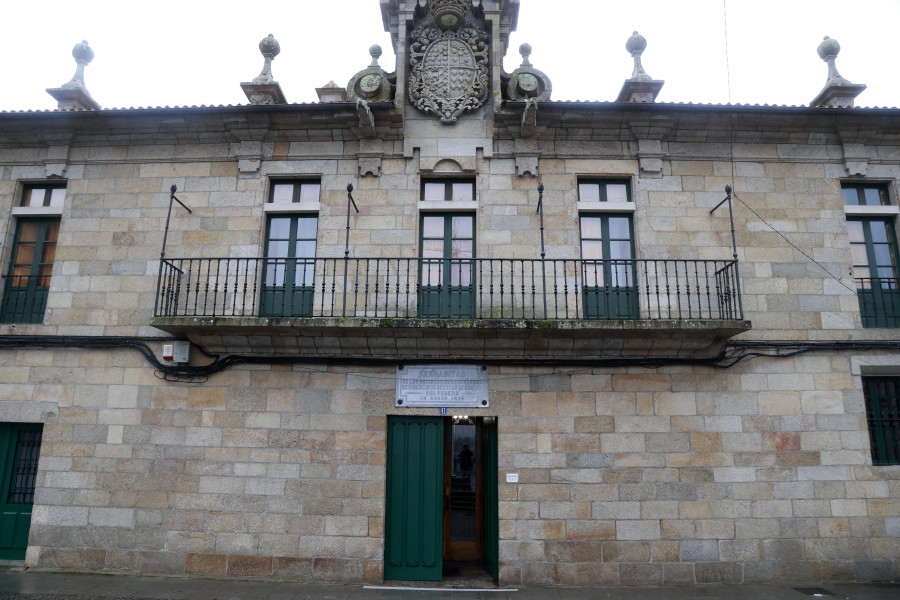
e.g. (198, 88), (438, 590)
(0, 423), (43, 560)
(384, 416), (444, 581)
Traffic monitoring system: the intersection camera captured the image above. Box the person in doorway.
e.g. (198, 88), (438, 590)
(459, 444), (474, 490)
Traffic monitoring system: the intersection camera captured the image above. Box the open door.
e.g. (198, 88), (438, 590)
(384, 416), (444, 581)
(443, 417), (482, 561)
(482, 418), (499, 580)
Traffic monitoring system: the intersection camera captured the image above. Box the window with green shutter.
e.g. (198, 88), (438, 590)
(260, 214), (318, 317)
(418, 213), (475, 318)
(844, 183), (900, 328)
(579, 213), (638, 319)
(862, 377), (900, 465)
(1, 217), (60, 324)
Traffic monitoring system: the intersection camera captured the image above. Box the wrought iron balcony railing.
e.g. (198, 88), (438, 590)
(154, 257), (744, 322)
(856, 277), (900, 328)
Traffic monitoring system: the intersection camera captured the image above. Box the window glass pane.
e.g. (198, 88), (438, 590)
(451, 262), (471, 286)
(876, 266), (898, 281)
(579, 183), (600, 203)
(874, 245), (895, 267)
(452, 216), (473, 239)
(452, 240), (472, 259)
(267, 241), (289, 257)
(422, 240), (443, 258)
(581, 240), (603, 260)
(580, 217), (602, 239)
(869, 222), (890, 244)
(298, 183), (320, 204)
(423, 263), (442, 285)
(49, 188), (66, 207)
(423, 183), (445, 202)
(451, 183), (473, 202)
(265, 261), (286, 286)
(297, 217), (318, 239)
(13, 244), (35, 267)
(38, 263), (54, 285)
(423, 216), (444, 238)
(271, 184), (295, 204)
(295, 241), (317, 259)
(850, 245), (869, 265)
(610, 264), (632, 287)
(847, 221), (865, 242)
(583, 261), (603, 286)
(40, 241), (57, 265)
(842, 188), (859, 206)
(606, 183), (628, 203)
(295, 262), (315, 286)
(269, 218), (291, 239)
(610, 240), (633, 260)
(608, 217), (632, 239)
(24, 189), (46, 207)
(18, 222), (39, 243)
(864, 188), (885, 206)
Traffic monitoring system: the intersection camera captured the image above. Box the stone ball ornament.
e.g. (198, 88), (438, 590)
(259, 34), (281, 58)
(817, 36), (840, 60)
(626, 31), (647, 56)
(72, 40), (94, 64)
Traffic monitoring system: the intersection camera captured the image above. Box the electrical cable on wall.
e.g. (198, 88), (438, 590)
(2, 335), (899, 383)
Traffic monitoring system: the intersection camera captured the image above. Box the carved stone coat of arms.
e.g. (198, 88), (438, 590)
(408, 19), (489, 124)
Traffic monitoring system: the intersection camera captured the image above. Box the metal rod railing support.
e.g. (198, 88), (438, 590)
(343, 183), (359, 316)
(709, 184), (743, 318)
(536, 182), (548, 319)
(154, 185), (193, 316)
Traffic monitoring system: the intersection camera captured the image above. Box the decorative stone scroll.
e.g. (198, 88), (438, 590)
(506, 43), (552, 102)
(408, 0), (489, 124)
(346, 45), (393, 103)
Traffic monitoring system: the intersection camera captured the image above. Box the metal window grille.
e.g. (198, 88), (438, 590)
(862, 377), (900, 465)
(7, 429), (42, 504)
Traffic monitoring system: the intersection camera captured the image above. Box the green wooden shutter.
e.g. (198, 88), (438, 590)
(863, 378), (900, 465)
(0, 423), (43, 560)
(384, 416), (444, 581)
(481, 419), (499, 581)
(1, 219), (59, 324)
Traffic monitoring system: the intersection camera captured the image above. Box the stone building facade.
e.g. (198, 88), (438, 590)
(0, 0), (899, 587)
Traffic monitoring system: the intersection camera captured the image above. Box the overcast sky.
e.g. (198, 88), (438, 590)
(2, 0), (897, 112)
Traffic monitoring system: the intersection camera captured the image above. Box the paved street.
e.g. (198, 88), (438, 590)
(0, 570), (898, 600)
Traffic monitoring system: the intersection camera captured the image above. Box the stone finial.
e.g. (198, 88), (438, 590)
(519, 43), (532, 67)
(506, 43), (552, 103)
(810, 36), (866, 108)
(347, 45), (393, 104)
(616, 31), (664, 103)
(240, 34), (287, 105)
(254, 34), (281, 84)
(626, 31), (651, 81)
(46, 40), (101, 110)
(368, 44), (382, 67)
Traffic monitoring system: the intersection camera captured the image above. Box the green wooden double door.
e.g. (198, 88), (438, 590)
(0, 423), (43, 560)
(384, 416), (498, 581)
